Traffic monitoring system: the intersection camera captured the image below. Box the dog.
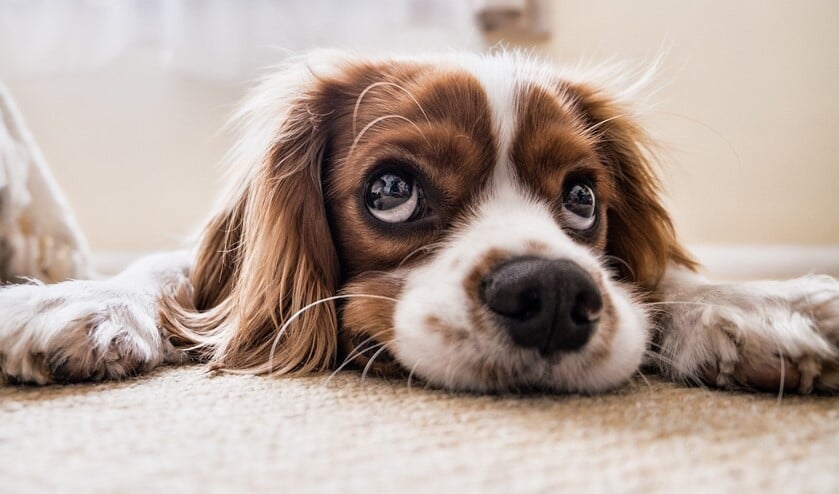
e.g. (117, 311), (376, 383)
(1, 51), (837, 394)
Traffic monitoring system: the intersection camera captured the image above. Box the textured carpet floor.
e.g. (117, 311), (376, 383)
(1, 367), (837, 493)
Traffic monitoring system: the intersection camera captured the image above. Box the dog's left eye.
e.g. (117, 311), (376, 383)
(562, 182), (596, 230)
(365, 172), (425, 223)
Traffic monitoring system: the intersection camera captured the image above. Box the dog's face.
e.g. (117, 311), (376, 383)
(168, 52), (693, 393)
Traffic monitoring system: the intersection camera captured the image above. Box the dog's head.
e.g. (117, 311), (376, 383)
(164, 51), (694, 393)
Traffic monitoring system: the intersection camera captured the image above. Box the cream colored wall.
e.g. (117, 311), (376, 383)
(6, 48), (238, 251)
(5, 1), (838, 251)
(538, 0), (839, 245)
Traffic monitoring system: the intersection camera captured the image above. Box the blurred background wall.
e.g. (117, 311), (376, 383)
(2, 0), (837, 253)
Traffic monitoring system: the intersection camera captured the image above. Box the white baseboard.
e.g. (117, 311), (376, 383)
(92, 245), (839, 280)
(93, 250), (158, 275)
(690, 245), (839, 280)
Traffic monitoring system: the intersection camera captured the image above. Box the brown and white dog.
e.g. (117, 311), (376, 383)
(1, 51), (838, 394)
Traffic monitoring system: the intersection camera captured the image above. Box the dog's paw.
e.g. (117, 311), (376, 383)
(0, 281), (173, 384)
(656, 275), (839, 394)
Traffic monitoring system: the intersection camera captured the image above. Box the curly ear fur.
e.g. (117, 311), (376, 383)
(160, 56), (345, 374)
(570, 83), (696, 290)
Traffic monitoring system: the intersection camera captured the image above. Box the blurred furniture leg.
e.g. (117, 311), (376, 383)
(0, 81), (91, 283)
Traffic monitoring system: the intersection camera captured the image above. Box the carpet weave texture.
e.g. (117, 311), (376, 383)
(1, 366), (837, 493)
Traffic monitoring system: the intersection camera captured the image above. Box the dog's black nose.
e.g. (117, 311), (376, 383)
(479, 257), (602, 354)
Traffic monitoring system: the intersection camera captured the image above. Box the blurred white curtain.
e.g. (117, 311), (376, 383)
(0, 0), (482, 81)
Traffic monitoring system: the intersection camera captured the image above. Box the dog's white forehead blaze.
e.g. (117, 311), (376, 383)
(388, 55), (649, 393)
(454, 57), (519, 182)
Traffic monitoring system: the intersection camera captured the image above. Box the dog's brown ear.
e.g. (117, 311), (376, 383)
(161, 60), (341, 374)
(570, 84), (696, 290)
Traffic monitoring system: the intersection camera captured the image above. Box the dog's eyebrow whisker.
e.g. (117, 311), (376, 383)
(352, 82), (380, 138)
(352, 81), (431, 138)
(347, 114), (429, 164)
(267, 294), (397, 375)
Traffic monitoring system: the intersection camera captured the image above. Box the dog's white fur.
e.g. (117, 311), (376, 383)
(0, 51), (838, 394)
(0, 252), (189, 384)
(655, 269), (839, 392)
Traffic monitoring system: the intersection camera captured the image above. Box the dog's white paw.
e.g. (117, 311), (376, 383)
(0, 280), (177, 384)
(656, 275), (839, 393)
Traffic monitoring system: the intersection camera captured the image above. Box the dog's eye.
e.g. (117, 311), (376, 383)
(562, 182), (596, 230)
(366, 172), (425, 223)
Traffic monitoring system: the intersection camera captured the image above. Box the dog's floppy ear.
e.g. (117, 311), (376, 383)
(570, 83), (696, 290)
(161, 56), (344, 374)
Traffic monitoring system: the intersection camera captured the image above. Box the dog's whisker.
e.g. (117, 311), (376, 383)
(407, 360), (423, 393)
(642, 349), (678, 367)
(268, 294), (397, 375)
(327, 347), (374, 383)
(773, 339), (787, 406)
(360, 344), (391, 384)
(635, 368), (653, 391)
(326, 328), (395, 383)
(645, 340), (668, 352)
(601, 254), (636, 280)
(643, 350), (709, 391)
(643, 301), (725, 308)
(442, 358), (458, 392)
(652, 110), (744, 171)
(584, 112), (634, 135)
(329, 341), (388, 384)
(397, 242), (444, 268)
(341, 330), (392, 365)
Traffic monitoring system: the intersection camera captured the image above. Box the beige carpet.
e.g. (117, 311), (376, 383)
(1, 366), (837, 494)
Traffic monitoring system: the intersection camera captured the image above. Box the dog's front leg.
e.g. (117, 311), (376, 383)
(650, 264), (839, 393)
(0, 250), (193, 384)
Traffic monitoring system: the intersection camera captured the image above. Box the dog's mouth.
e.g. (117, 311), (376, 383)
(340, 336), (560, 392)
(338, 311), (642, 394)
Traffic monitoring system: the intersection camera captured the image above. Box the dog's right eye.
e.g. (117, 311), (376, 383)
(365, 172), (426, 223)
(561, 182), (597, 231)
